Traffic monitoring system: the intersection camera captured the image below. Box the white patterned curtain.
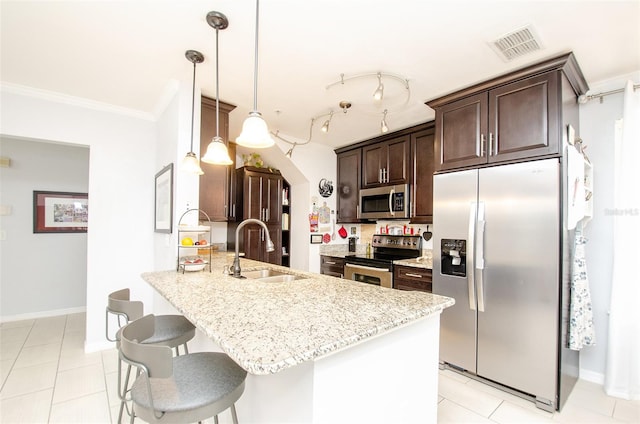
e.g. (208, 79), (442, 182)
(605, 81), (640, 400)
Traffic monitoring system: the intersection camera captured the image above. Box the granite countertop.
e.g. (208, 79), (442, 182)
(142, 253), (453, 375)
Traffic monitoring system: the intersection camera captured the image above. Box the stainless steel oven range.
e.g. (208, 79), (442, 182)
(344, 234), (422, 288)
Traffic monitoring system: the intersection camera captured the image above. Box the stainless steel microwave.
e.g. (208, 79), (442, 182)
(358, 184), (410, 220)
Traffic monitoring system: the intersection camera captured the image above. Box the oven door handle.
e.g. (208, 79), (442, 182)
(345, 263), (388, 273)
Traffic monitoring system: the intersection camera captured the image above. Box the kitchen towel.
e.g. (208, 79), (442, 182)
(568, 220), (595, 350)
(566, 143), (585, 230)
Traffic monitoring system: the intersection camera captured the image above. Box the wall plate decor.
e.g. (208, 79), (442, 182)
(33, 191), (88, 233)
(318, 178), (333, 197)
(154, 163), (173, 233)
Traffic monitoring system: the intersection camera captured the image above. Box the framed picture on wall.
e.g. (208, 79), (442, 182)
(33, 191), (88, 233)
(154, 163), (173, 233)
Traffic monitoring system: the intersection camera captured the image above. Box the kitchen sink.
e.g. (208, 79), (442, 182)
(241, 269), (302, 282)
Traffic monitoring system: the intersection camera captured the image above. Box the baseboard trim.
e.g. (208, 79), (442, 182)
(0, 306), (86, 323)
(579, 369), (605, 385)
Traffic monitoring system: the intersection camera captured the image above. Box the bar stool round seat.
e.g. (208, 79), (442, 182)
(106, 288), (196, 353)
(121, 314), (247, 423)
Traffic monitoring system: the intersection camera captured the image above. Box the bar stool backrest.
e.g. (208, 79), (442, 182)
(120, 314), (174, 379)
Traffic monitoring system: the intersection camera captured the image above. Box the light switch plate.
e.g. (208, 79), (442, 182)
(0, 205), (11, 216)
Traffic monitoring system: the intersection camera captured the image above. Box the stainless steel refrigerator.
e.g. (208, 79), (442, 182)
(433, 158), (577, 412)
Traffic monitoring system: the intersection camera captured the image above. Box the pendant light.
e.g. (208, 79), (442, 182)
(201, 11), (233, 165)
(181, 50), (205, 175)
(236, 0), (275, 148)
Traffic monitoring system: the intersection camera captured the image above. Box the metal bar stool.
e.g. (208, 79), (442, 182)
(120, 314), (247, 424)
(106, 288), (196, 423)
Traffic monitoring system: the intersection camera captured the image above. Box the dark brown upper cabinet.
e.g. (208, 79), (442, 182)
(362, 135), (410, 188)
(428, 52), (588, 173)
(410, 126), (435, 224)
(199, 96), (236, 221)
(336, 149), (361, 223)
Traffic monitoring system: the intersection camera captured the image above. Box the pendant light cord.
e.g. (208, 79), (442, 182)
(190, 59), (197, 152)
(252, 0), (260, 112)
(215, 27), (221, 139)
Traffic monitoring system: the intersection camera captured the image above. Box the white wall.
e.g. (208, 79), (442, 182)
(0, 137), (89, 318)
(289, 142), (338, 273)
(577, 71), (640, 383)
(0, 86), (157, 351)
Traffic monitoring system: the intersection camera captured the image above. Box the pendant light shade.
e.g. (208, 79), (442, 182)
(181, 49), (205, 175)
(181, 151), (204, 175)
(202, 136), (233, 165)
(237, 111), (274, 148)
(236, 0), (274, 148)
(201, 11), (233, 166)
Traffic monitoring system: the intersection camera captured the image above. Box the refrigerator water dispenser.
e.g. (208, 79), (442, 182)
(441, 239), (466, 277)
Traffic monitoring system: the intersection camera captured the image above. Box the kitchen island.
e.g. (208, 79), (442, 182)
(142, 253), (453, 423)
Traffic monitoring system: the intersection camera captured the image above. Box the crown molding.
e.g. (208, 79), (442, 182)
(0, 82), (156, 122)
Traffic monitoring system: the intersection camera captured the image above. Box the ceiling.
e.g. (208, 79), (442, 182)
(2, 0), (639, 149)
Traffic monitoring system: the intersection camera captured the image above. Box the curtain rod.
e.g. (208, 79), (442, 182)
(578, 83), (640, 104)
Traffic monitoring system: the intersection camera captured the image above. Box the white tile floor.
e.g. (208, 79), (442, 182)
(1, 313), (638, 423)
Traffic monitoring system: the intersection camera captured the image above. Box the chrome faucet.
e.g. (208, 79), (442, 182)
(232, 218), (275, 278)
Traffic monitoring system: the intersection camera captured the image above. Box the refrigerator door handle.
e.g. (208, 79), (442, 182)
(476, 202), (486, 312)
(467, 203), (477, 311)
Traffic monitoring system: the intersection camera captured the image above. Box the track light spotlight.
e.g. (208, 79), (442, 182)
(380, 109), (389, 133)
(321, 111), (334, 133)
(373, 72), (384, 101)
(285, 144), (296, 159)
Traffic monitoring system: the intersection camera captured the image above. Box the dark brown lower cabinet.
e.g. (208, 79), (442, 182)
(394, 266), (432, 292)
(320, 256), (346, 278)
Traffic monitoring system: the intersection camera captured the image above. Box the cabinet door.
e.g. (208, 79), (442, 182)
(386, 135), (410, 185)
(264, 224), (282, 265)
(434, 92), (488, 172)
(320, 256), (345, 278)
(240, 223), (281, 265)
(243, 171), (263, 220)
(411, 128), (435, 223)
(362, 143), (385, 187)
(263, 174), (282, 226)
(362, 136), (410, 187)
(198, 97), (235, 221)
(242, 226), (263, 262)
(336, 149), (361, 223)
(489, 71), (559, 163)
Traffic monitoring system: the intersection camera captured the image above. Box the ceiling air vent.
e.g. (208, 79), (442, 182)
(491, 25), (542, 61)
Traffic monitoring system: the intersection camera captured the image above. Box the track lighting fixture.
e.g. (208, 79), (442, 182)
(201, 11), (233, 166)
(236, 0), (275, 148)
(321, 111), (334, 133)
(181, 50), (205, 175)
(373, 72), (384, 101)
(272, 71), (410, 159)
(380, 109), (389, 134)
